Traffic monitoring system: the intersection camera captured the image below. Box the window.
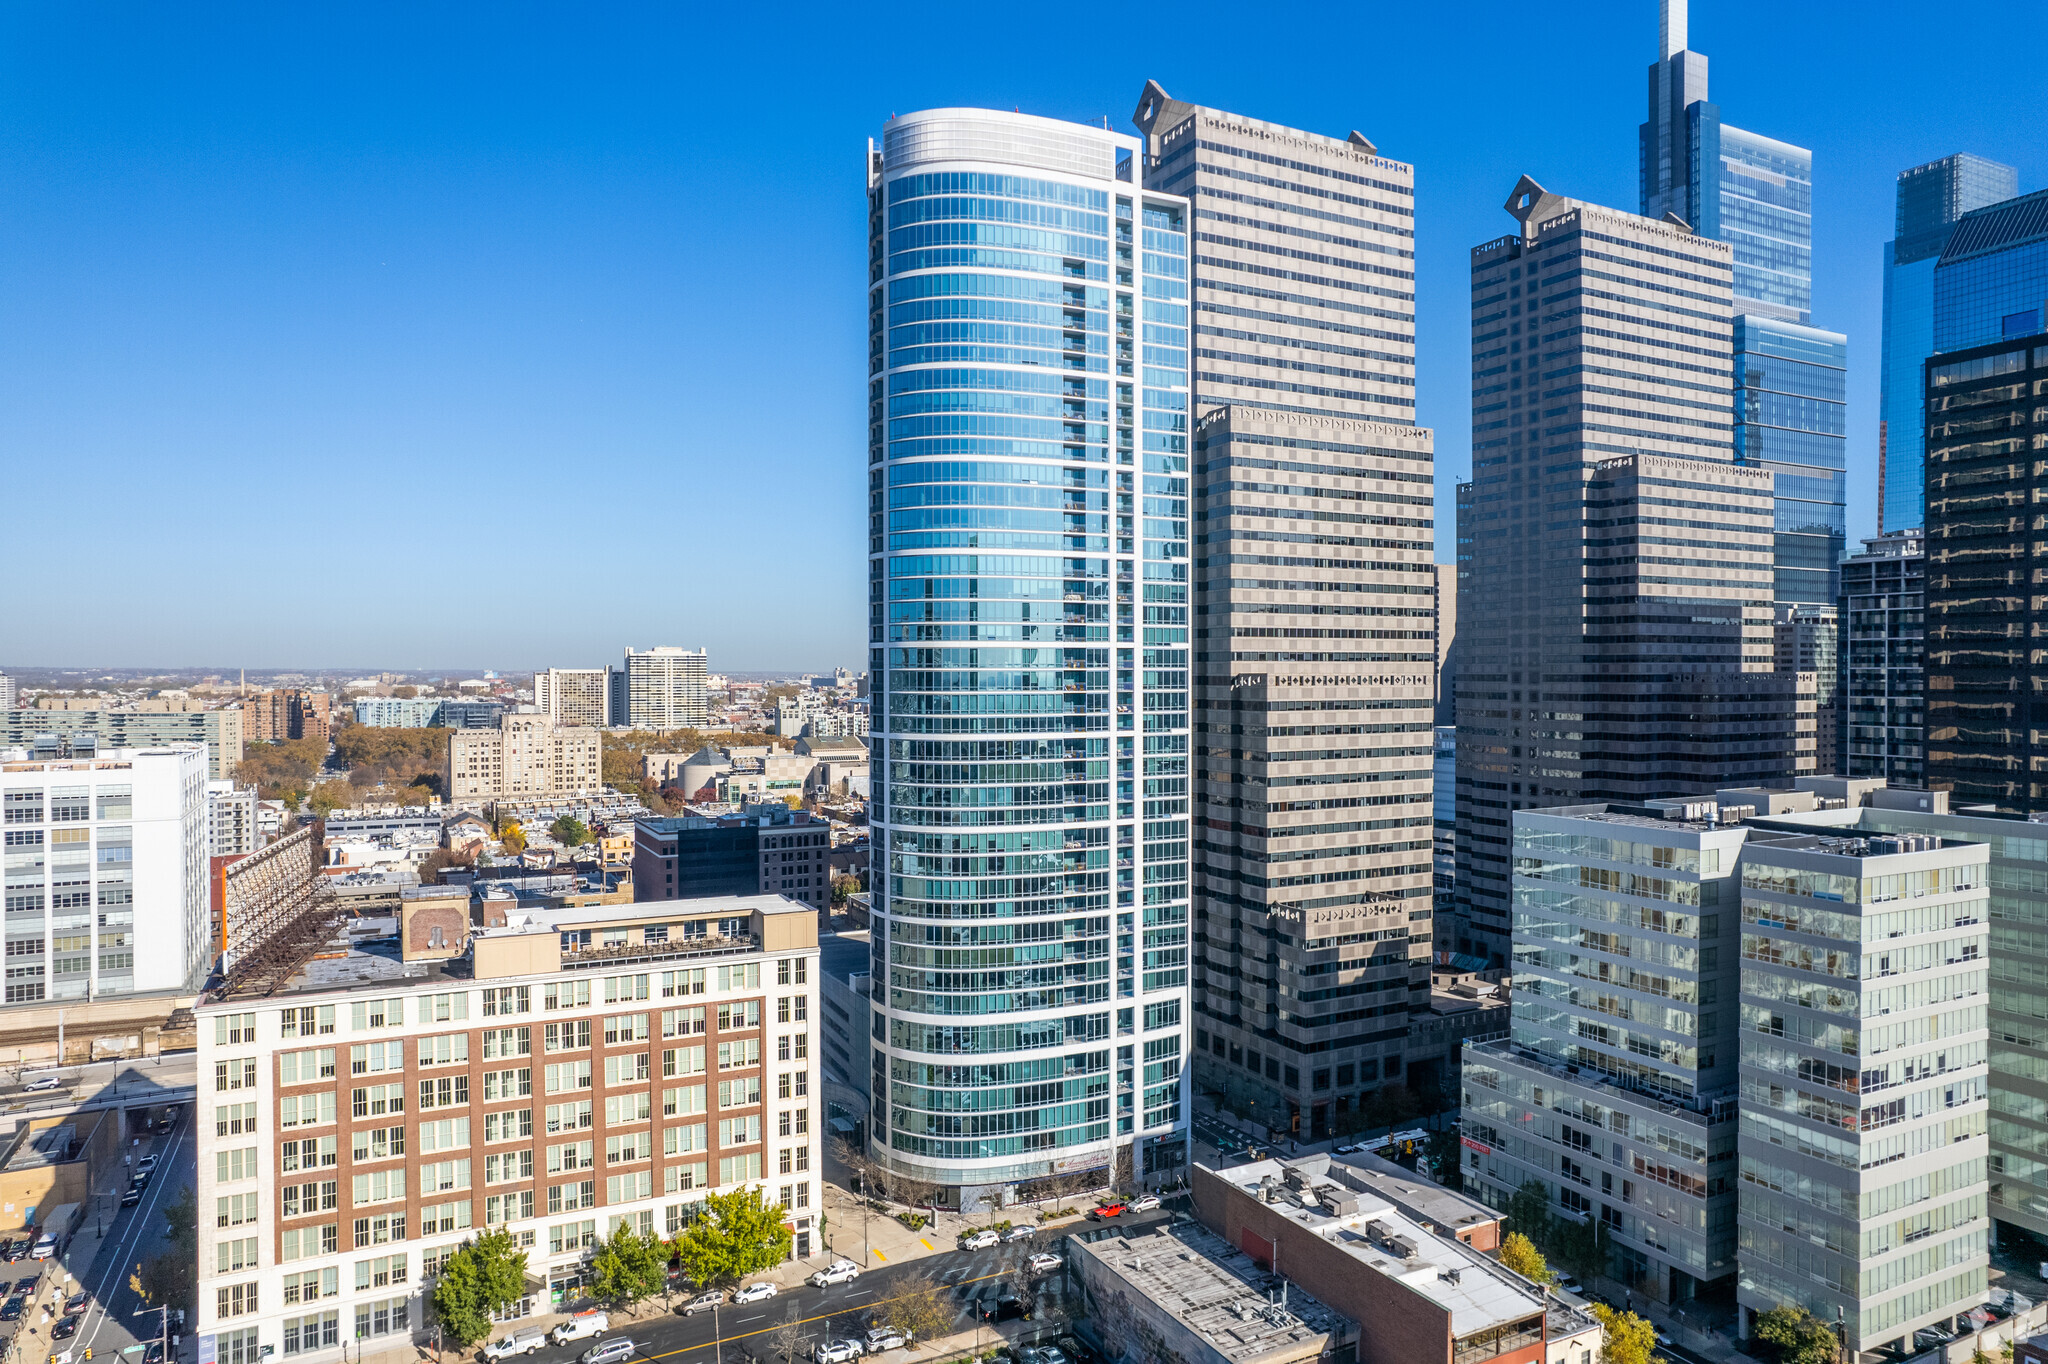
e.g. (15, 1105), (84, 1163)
(280, 1136), (338, 1172)
(281, 1005), (335, 1038)
(548, 1220), (597, 1255)
(718, 1115), (763, 1146)
(217, 1147), (258, 1182)
(775, 958), (807, 986)
(775, 996), (810, 1024)
(214, 1013), (258, 1046)
(486, 1190), (536, 1225)
(777, 1109), (810, 1138)
(280, 1224), (339, 1262)
(419, 1033), (469, 1067)
(548, 1181), (596, 1213)
(717, 1001), (760, 1031)
(280, 1269), (338, 1305)
(352, 1169), (407, 1207)
(604, 1133), (649, 1164)
(664, 1164), (708, 1195)
(279, 1048), (336, 1083)
(547, 1142), (594, 1174)
(605, 1013), (649, 1044)
(419, 1075), (469, 1110)
(544, 981), (591, 1011)
(663, 1085), (707, 1117)
(353, 1213), (406, 1247)
(421, 1245), (458, 1279)
(661, 969), (705, 997)
(216, 1283), (261, 1320)
(717, 1077), (761, 1108)
(351, 1084), (405, 1118)
(216, 1193), (260, 1227)
(485, 1150), (534, 1184)
(350, 998), (404, 1031)
(483, 986), (531, 1016)
(662, 1007), (706, 1038)
(214, 1059), (257, 1091)
(485, 1109), (534, 1142)
(419, 1118), (470, 1152)
(545, 1061), (593, 1094)
(280, 1182), (338, 1218)
(717, 964), (760, 991)
(717, 1153), (763, 1186)
(485, 1068), (533, 1100)
(350, 1041), (404, 1075)
(282, 1309), (340, 1356)
(422, 1159), (472, 1193)
(419, 992), (469, 1023)
(218, 1101), (260, 1135)
(217, 1237), (259, 1274)
(544, 1020), (591, 1052)
(664, 1046), (707, 1078)
(355, 1255), (409, 1290)
(603, 1054), (649, 1085)
(716, 1039), (760, 1071)
(606, 1172), (652, 1203)
(545, 1101), (593, 1134)
(219, 1329), (260, 1364)
(605, 1092), (651, 1125)
(483, 1027), (531, 1059)
(602, 975), (649, 1003)
(664, 1124), (708, 1155)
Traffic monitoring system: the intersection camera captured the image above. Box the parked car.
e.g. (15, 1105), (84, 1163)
(483, 1328), (550, 1360)
(51, 1316), (78, 1341)
(1331, 1143), (1360, 1154)
(1021, 1348), (1068, 1364)
(2, 1296), (28, 1321)
(32, 1233), (58, 1260)
(136, 1155), (158, 1176)
(979, 1287), (1030, 1322)
(814, 1342), (864, 1364)
(129, 1172), (150, 1192)
(810, 1260), (861, 1288)
(1054, 1339), (1096, 1364)
(119, 1189), (140, 1209)
(580, 1339), (636, 1364)
(1026, 1253), (1063, 1275)
(865, 1328), (911, 1353)
(22, 1077), (62, 1093)
(63, 1293), (87, 1317)
(551, 1311), (610, 1346)
(1127, 1195), (1161, 1213)
(15, 1277), (39, 1294)
(1088, 1202), (1127, 1221)
(732, 1282), (778, 1305)
(960, 1229), (1000, 1250)
(1001, 1225), (1035, 1242)
(681, 1290), (728, 1316)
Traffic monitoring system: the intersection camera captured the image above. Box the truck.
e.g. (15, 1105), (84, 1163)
(31, 1204), (80, 1261)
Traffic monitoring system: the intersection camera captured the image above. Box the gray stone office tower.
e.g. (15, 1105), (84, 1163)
(1133, 85), (1438, 1138)
(1450, 179), (1813, 968)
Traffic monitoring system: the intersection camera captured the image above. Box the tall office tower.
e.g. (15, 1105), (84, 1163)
(535, 667), (614, 730)
(1838, 531), (1925, 786)
(865, 108), (1193, 1206)
(1131, 86), (1436, 1136)
(621, 647), (710, 732)
(1922, 335), (2048, 809)
(0, 674), (15, 711)
(1436, 562), (1459, 725)
(1733, 824), (1990, 1352)
(1452, 178), (1810, 968)
(1639, 0), (1845, 607)
(1878, 155), (2018, 532)
(1934, 188), (2048, 355)
(1464, 798), (1749, 1305)
(1773, 604), (1837, 773)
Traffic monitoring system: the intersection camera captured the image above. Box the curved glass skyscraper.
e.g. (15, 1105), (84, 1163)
(864, 109), (1192, 1207)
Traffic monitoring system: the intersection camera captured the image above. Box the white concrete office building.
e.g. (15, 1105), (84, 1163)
(620, 649), (709, 733)
(534, 669), (613, 732)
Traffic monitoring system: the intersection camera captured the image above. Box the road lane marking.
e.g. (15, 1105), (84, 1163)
(917, 1240), (932, 1251)
(871, 1251), (886, 1262)
(640, 1271), (1010, 1364)
(77, 1115), (189, 1358)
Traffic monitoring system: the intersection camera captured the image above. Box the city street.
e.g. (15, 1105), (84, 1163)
(0, 1057), (195, 1122)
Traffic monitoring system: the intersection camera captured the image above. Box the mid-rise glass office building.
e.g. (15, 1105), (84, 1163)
(864, 109), (1192, 1208)
(1934, 188), (2048, 354)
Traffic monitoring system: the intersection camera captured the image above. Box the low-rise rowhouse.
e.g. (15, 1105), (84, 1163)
(1193, 1155), (1599, 1364)
(194, 893), (821, 1364)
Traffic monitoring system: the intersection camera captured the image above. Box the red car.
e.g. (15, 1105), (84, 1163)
(1089, 1202), (1127, 1220)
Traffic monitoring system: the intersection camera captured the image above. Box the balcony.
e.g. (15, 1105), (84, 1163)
(558, 933), (761, 972)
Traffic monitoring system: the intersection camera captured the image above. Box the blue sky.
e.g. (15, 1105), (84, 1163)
(4, 1), (2042, 673)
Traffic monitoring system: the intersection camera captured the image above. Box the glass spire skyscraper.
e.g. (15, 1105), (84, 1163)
(1639, 0), (1845, 608)
(864, 109), (1193, 1208)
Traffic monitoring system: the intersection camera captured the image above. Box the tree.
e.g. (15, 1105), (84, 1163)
(767, 1305), (810, 1364)
(307, 779), (355, 817)
(1505, 1178), (1552, 1244)
(1752, 1305), (1839, 1364)
(431, 1230), (531, 1347)
(233, 736), (327, 802)
(835, 1137), (879, 1195)
(881, 1272), (951, 1346)
(589, 1222), (667, 1310)
(1498, 1232), (1555, 1287)
(550, 816), (591, 847)
(500, 821), (528, 855)
(130, 1252), (192, 1316)
(1590, 1305), (1663, 1364)
(1424, 1127), (1463, 1190)
(670, 1186), (792, 1288)
(1551, 1215), (1609, 1281)
(889, 1173), (942, 1216)
(831, 874), (862, 905)
(163, 1185), (198, 1257)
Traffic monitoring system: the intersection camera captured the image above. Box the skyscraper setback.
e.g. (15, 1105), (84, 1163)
(1132, 86), (1437, 1136)
(865, 108), (1193, 1206)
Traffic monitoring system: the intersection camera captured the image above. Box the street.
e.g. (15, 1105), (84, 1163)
(0, 1057), (196, 1124)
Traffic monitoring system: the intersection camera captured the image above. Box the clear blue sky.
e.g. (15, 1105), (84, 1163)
(5, 1), (2042, 673)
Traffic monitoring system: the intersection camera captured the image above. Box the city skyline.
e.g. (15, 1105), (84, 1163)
(7, 1), (2046, 665)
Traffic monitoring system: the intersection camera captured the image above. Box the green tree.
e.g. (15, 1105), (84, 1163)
(1591, 1305), (1664, 1364)
(130, 1252), (192, 1317)
(589, 1222), (667, 1310)
(550, 816), (591, 847)
(1424, 1127), (1463, 1190)
(1551, 1213), (1609, 1280)
(670, 1186), (792, 1288)
(163, 1184), (198, 1257)
(1753, 1306), (1840, 1364)
(1505, 1179), (1552, 1243)
(831, 874), (862, 905)
(1498, 1231), (1555, 1287)
(881, 1271), (950, 1345)
(430, 1230), (531, 1346)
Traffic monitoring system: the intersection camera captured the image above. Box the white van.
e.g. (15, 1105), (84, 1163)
(31, 1233), (57, 1261)
(552, 1312), (609, 1346)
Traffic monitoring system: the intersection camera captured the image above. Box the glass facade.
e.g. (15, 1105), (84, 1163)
(1879, 155), (2016, 533)
(865, 109), (1190, 1202)
(1703, 124), (1813, 325)
(1933, 189), (2048, 355)
(1733, 317), (1846, 606)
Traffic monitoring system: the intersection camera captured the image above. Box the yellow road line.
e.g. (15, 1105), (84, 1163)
(641, 1270), (1008, 1363)
(872, 1250), (887, 1262)
(918, 1239), (933, 1251)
